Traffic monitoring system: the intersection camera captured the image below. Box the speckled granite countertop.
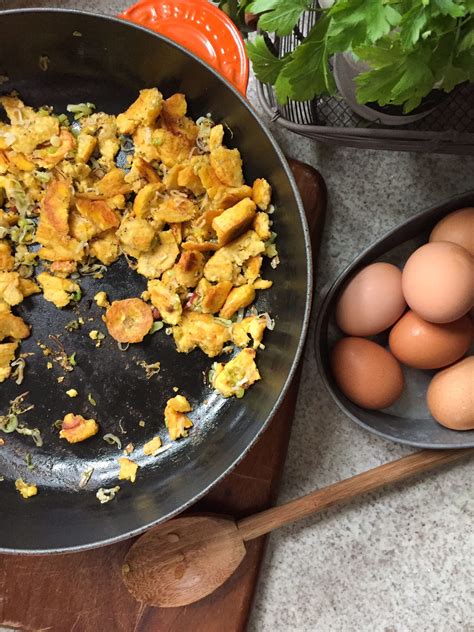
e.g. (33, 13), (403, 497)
(2, 2), (473, 630)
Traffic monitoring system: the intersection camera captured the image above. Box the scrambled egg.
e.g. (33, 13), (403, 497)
(37, 272), (80, 308)
(0, 340), (18, 382)
(15, 478), (38, 499)
(59, 413), (99, 443)
(212, 348), (261, 398)
(118, 457), (139, 483)
(164, 394), (193, 440)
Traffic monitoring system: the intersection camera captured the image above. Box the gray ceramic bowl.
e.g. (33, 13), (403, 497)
(315, 191), (474, 449)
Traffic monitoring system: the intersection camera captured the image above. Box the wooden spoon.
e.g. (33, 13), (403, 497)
(122, 448), (471, 607)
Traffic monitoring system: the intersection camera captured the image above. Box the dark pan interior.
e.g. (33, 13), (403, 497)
(316, 191), (474, 449)
(0, 10), (311, 552)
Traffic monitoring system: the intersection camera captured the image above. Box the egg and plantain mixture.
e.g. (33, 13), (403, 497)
(0, 88), (278, 499)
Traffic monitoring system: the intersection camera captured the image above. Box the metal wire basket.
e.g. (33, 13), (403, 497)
(256, 10), (474, 154)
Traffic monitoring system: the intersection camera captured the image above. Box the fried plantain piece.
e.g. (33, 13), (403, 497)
(75, 197), (119, 235)
(117, 88), (163, 135)
(37, 179), (71, 238)
(194, 278), (232, 314)
(212, 198), (256, 246)
(105, 298), (153, 343)
(219, 284), (255, 320)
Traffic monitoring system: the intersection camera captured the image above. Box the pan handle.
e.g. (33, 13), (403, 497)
(119, 0), (249, 96)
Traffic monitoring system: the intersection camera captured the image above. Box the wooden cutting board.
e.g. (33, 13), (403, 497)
(0, 158), (327, 632)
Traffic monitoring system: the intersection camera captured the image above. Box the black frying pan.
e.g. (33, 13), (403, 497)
(0, 9), (312, 553)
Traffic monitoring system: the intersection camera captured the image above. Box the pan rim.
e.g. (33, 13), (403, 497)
(0, 7), (313, 554)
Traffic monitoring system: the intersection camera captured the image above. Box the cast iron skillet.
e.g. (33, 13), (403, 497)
(0, 9), (312, 553)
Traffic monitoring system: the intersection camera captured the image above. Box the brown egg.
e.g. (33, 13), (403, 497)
(402, 242), (474, 324)
(427, 357), (474, 430)
(336, 262), (406, 336)
(430, 207), (474, 255)
(389, 311), (471, 369)
(330, 337), (404, 409)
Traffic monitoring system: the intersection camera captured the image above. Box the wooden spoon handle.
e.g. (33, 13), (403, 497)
(237, 448), (471, 542)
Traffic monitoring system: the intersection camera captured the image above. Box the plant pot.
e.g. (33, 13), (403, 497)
(333, 53), (444, 126)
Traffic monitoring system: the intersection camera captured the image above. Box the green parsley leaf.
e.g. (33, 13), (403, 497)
(454, 49), (474, 81)
(438, 62), (470, 92)
(390, 52), (435, 111)
(399, 4), (428, 49)
(365, 0), (397, 42)
(433, 0), (466, 18)
(354, 42), (400, 69)
(248, 0), (310, 36)
(459, 29), (474, 52)
(274, 16), (335, 104)
(246, 35), (290, 84)
(355, 63), (403, 107)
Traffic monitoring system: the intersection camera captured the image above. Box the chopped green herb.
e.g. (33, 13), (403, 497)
(57, 113), (69, 126)
(16, 426), (43, 447)
(25, 453), (35, 470)
(66, 102), (96, 119)
(73, 288), (82, 302)
(79, 468), (94, 489)
(1, 414), (18, 433)
(149, 321), (164, 335)
(88, 393), (97, 406)
(65, 319), (81, 332)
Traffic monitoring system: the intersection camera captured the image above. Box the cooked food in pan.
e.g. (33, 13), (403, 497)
(0, 88), (278, 498)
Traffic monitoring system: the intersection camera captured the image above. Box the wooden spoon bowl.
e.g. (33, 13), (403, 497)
(123, 515), (245, 607)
